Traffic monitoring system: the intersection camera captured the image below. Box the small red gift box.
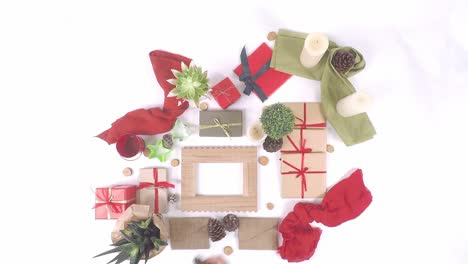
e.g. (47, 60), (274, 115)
(234, 43), (291, 102)
(95, 185), (136, 219)
(210, 78), (241, 109)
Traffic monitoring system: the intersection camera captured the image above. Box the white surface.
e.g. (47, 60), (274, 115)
(1, 0), (468, 264)
(197, 163), (244, 195)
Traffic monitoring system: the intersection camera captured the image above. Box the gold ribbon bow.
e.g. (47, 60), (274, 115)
(199, 118), (241, 138)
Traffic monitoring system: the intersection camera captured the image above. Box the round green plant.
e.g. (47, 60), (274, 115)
(167, 62), (210, 106)
(260, 103), (295, 139)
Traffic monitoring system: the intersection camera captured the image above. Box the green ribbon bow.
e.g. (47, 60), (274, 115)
(271, 29), (376, 146)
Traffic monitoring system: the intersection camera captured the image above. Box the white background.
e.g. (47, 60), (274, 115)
(1, 0), (468, 263)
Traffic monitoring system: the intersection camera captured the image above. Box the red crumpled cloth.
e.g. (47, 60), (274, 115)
(97, 50), (191, 144)
(278, 169), (373, 262)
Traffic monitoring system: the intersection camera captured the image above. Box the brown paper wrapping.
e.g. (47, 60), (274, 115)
(111, 204), (169, 259)
(284, 102), (326, 127)
(199, 110), (243, 137)
(238, 218), (279, 250)
(281, 153), (327, 198)
(282, 129), (327, 153)
(137, 168), (169, 214)
(168, 218), (210, 249)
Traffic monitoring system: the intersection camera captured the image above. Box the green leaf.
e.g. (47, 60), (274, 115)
(106, 251), (129, 264)
(111, 239), (129, 247)
(94, 247), (123, 258)
(120, 230), (139, 244)
(129, 250), (143, 264)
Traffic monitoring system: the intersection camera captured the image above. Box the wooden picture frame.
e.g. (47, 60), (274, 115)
(181, 146), (257, 211)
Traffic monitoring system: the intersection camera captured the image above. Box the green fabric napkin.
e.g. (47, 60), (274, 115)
(271, 29), (376, 146)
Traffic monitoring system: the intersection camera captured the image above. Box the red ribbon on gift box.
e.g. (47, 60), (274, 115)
(281, 130), (326, 198)
(137, 168), (175, 213)
(294, 103), (326, 129)
(95, 186), (136, 219)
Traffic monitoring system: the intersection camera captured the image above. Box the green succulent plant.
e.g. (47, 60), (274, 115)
(94, 217), (167, 264)
(260, 103), (295, 140)
(167, 62), (210, 106)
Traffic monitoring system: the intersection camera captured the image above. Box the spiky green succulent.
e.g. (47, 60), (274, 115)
(94, 217), (167, 264)
(168, 62), (210, 106)
(260, 103), (295, 140)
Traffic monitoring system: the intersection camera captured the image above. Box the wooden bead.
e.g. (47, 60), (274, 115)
(199, 102), (209, 111)
(266, 202), (274, 210)
(267, 31), (277, 41)
(122, 167), (133, 176)
(326, 144), (335, 153)
(143, 148), (151, 157)
(258, 156), (269, 166)
(224, 246), (233, 256)
(171, 159), (180, 167)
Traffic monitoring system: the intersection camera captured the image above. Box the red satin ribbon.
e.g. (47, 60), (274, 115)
(137, 168), (175, 213)
(281, 130), (326, 198)
(294, 103), (326, 129)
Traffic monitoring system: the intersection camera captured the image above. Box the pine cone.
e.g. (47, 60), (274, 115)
(168, 193), (178, 204)
(263, 136), (283, 153)
(331, 50), (356, 73)
(208, 218), (226, 242)
(223, 214), (239, 232)
(162, 134), (173, 149)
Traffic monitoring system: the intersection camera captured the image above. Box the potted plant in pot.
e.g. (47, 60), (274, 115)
(260, 103), (295, 152)
(94, 205), (169, 264)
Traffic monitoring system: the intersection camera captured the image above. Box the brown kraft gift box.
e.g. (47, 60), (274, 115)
(281, 128), (327, 153)
(281, 152), (327, 198)
(284, 102), (326, 128)
(137, 168), (174, 214)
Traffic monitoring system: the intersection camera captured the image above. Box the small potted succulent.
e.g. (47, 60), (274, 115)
(260, 103), (295, 152)
(167, 62), (210, 107)
(94, 205), (169, 264)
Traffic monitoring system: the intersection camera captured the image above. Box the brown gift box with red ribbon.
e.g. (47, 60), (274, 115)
(280, 102), (327, 198)
(284, 102), (326, 129)
(281, 153), (327, 198)
(137, 168), (175, 214)
(95, 185), (137, 219)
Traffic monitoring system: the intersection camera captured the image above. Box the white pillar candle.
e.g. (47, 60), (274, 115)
(300, 33), (329, 68)
(336, 91), (373, 117)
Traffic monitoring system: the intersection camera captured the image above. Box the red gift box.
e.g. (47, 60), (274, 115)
(95, 185), (136, 219)
(210, 78), (241, 109)
(234, 43), (291, 102)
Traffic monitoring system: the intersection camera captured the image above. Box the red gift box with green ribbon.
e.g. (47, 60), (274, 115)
(234, 43), (291, 102)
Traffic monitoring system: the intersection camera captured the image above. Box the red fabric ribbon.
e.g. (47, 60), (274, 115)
(137, 168), (175, 213)
(96, 50), (191, 145)
(281, 128), (325, 198)
(278, 169), (373, 262)
(294, 103), (326, 129)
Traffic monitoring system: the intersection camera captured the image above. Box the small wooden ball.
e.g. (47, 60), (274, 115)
(258, 156), (269, 166)
(267, 31), (277, 41)
(171, 159), (180, 167)
(267, 202), (274, 210)
(326, 144), (335, 153)
(122, 167), (133, 176)
(143, 148), (151, 157)
(224, 246), (233, 256)
(199, 102), (209, 111)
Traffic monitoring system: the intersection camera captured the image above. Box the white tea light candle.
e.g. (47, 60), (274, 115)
(336, 91), (373, 117)
(300, 33), (329, 68)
